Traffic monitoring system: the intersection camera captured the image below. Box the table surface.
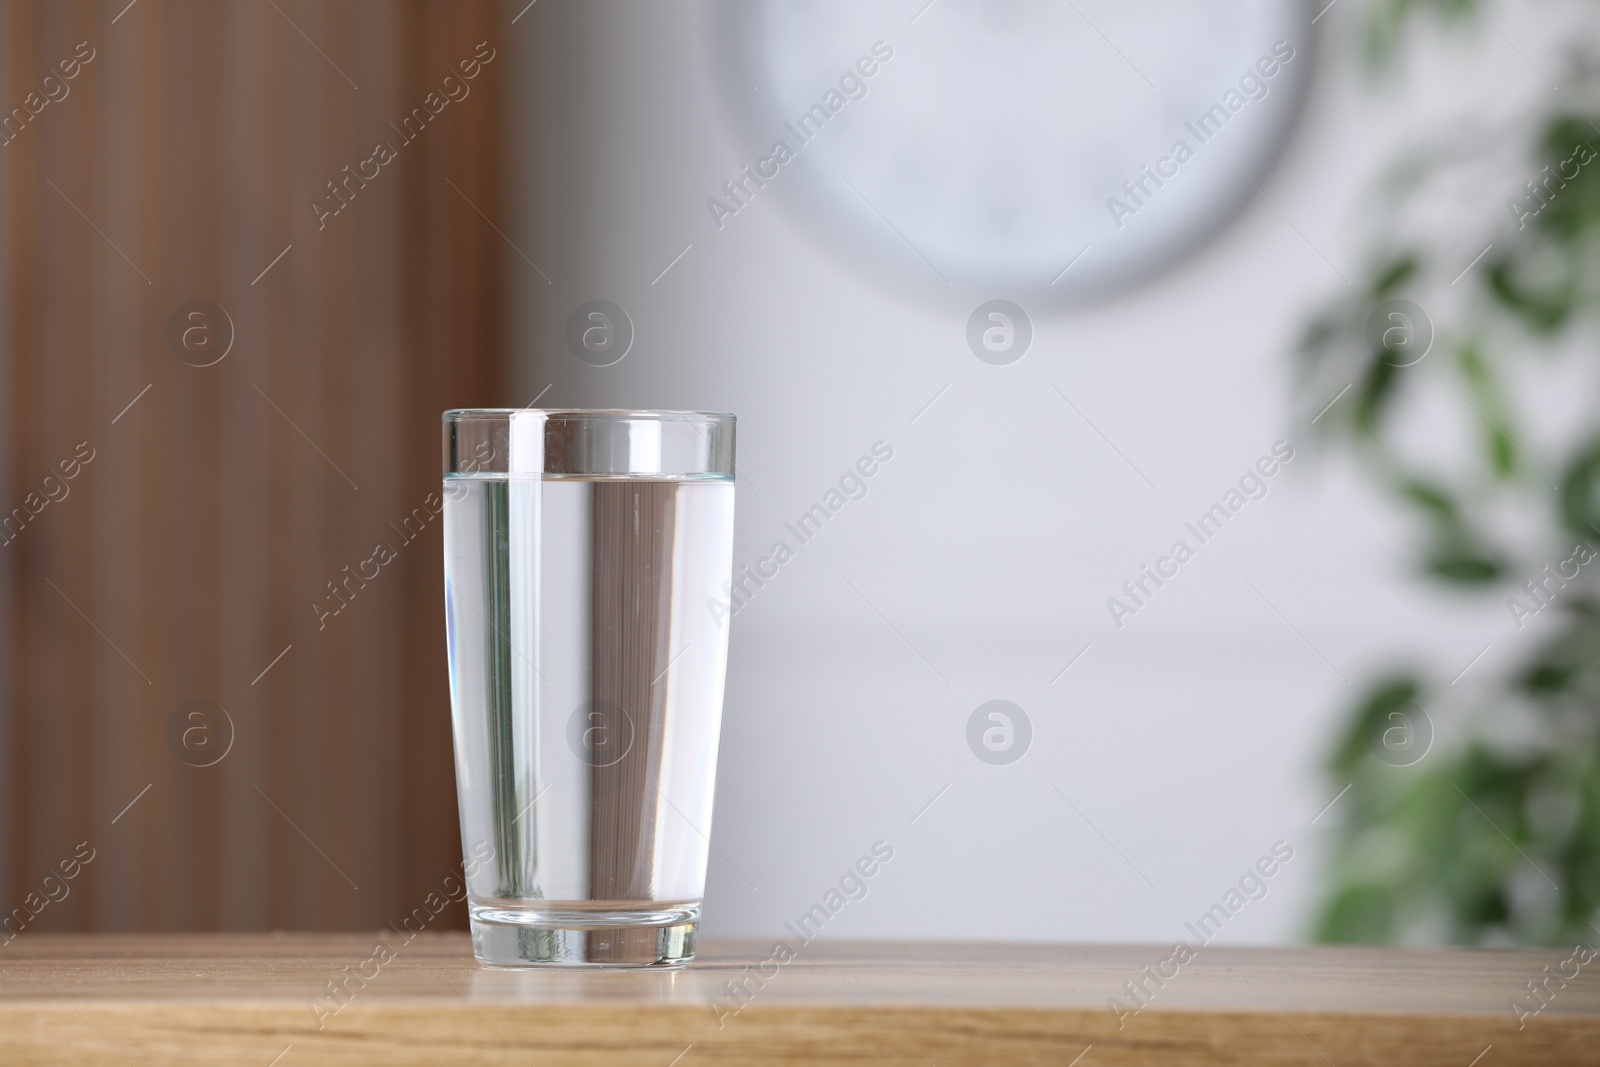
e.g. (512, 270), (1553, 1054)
(0, 933), (1596, 1065)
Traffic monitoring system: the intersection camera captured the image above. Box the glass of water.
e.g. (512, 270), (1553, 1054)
(441, 409), (736, 967)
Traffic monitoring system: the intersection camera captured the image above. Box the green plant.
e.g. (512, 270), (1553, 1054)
(1305, 0), (1600, 945)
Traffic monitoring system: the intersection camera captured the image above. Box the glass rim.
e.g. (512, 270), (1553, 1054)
(443, 408), (734, 422)
(443, 407), (736, 478)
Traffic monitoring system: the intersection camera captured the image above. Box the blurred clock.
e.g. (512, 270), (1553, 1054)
(713, 0), (1313, 307)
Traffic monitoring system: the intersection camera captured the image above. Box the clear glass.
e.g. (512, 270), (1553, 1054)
(441, 409), (736, 967)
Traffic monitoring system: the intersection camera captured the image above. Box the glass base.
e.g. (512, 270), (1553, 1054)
(468, 901), (699, 968)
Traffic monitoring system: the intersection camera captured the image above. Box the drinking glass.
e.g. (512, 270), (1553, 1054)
(442, 409), (736, 967)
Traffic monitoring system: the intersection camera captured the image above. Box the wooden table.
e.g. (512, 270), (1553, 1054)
(0, 934), (1596, 1064)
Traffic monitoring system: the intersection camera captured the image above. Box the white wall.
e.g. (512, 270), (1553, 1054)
(503, 0), (1559, 944)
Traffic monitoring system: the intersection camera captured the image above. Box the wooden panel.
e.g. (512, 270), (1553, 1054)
(0, 936), (1597, 1064)
(0, 1), (508, 933)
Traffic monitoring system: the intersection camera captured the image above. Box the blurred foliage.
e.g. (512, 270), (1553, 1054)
(1305, 0), (1600, 945)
